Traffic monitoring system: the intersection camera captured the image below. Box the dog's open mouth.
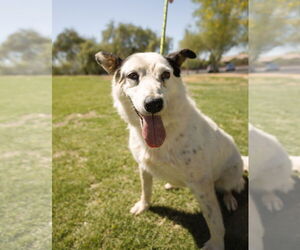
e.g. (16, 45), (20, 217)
(140, 115), (166, 148)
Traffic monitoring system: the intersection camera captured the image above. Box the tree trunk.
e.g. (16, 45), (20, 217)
(209, 53), (220, 73)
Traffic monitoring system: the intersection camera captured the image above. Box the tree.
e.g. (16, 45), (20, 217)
(100, 21), (172, 58)
(249, 0), (300, 65)
(0, 29), (51, 74)
(77, 40), (105, 75)
(180, 0), (248, 72)
(52, 29), (86, 74)
(52, 23), (173, 75)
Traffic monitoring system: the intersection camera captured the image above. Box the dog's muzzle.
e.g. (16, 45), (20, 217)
(127, 95), (166, 148)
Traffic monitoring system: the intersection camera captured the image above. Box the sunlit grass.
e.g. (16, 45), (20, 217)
(0, 76), (51, 250)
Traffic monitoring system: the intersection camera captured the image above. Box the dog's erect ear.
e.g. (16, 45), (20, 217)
(95, 51), (123, 74)
(166, 49), (196, 67)
(165, 49), (196, 77)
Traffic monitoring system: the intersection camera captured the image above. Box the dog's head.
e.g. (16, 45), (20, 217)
(95, 49), (196, 148)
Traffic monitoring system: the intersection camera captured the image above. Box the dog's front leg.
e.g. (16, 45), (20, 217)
(189, 180), (225, 250)
(130, 167), (153, 215)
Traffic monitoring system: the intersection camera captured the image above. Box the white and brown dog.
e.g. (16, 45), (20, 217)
(95, 49), (244, 250)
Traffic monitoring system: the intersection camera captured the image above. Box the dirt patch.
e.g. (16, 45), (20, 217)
(53, 111), (104, 128)
(183, 73), (248, 83)
(250, 73), (300, 79)
(0, 114), (51, 128)
(0, 151), (21, 159)
(53, 150), (87, 167)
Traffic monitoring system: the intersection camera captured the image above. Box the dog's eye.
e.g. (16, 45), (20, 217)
(127, 72), (139, 81)
(161, 71), (170, 81)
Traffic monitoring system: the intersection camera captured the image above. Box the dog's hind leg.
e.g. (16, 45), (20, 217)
(215, 160), (245, 211)
(130, 167), (153, 215)
(216, 154), (244, 189)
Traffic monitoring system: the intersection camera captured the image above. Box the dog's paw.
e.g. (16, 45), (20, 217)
(261, 192), (283, 211)
(223, 193), (238, 211)
(164, 183), (176, 190)
(202, 239), (224, 250)
(130, 201), (149, 215)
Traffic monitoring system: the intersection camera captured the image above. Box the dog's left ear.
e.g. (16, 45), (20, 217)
(166, 49), (197, 67)
(95, 51), (123, 74)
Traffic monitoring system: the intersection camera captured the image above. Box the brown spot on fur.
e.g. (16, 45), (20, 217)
(205, 204), (213, 218)
(185, 158), (191, 165)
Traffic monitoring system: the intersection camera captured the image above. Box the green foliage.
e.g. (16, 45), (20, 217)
(101, 21), (172, 58)
(52, 34), (105, 75)
(249, 0), (300, 64)
(53, 29), (85, 62)
(52, 29), (95, 75)
(52, 22), (172, 75)
(181, 0), (248, 72)
(0, 29), (51, 74)
(78, 40), (105, 75)
(182, 58), (208, 70)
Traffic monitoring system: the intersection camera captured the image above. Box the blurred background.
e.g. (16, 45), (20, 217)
(0, 0), (249, 76)
(1, 0), (300, 76)
(0, 1), (52, 250)
(1, 0), (300, 249)
(51, 0), (248, 75)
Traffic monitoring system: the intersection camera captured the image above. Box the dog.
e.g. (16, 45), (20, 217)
(249, 124), (294, 211)
(95, 49), (244, 250)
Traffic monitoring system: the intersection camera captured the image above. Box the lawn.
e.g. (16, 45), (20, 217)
(249, 75), (300, 155)
(53, 75), (248, 250)
(0, 76), (52, 250)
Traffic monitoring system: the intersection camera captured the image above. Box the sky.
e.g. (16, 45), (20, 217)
(0, 0), (52, 42)
(2, 0), (296, 56)
(0, 0), (241, 54)
(0, 0), (197, 50)
(52, 0), (197, 50)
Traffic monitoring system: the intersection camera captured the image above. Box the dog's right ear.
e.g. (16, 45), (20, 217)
(95, 51), (123, 74)
(165, 49), (196, 77)
(166, 49), (196, 67)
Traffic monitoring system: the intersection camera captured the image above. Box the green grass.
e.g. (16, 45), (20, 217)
(249, 76), (300, 155)
(53, 75), (248, 250)
(0, 76), (51, 250)
(187, 76), (248, 155)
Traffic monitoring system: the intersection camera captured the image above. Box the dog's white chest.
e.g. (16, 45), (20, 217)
(136, 140), (206, 187)
(142, 150), (187, 186)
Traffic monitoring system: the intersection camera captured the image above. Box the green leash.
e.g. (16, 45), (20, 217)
(160, 0), (170, 55)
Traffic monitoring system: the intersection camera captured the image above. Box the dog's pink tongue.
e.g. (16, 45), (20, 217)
(141, 115), (166, 148)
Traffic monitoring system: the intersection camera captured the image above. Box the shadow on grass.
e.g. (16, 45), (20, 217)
(149, 178), (248, 250)
(254, 176), (300, 250)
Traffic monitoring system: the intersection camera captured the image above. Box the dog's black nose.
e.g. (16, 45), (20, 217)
(144, 97), (163, 114)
